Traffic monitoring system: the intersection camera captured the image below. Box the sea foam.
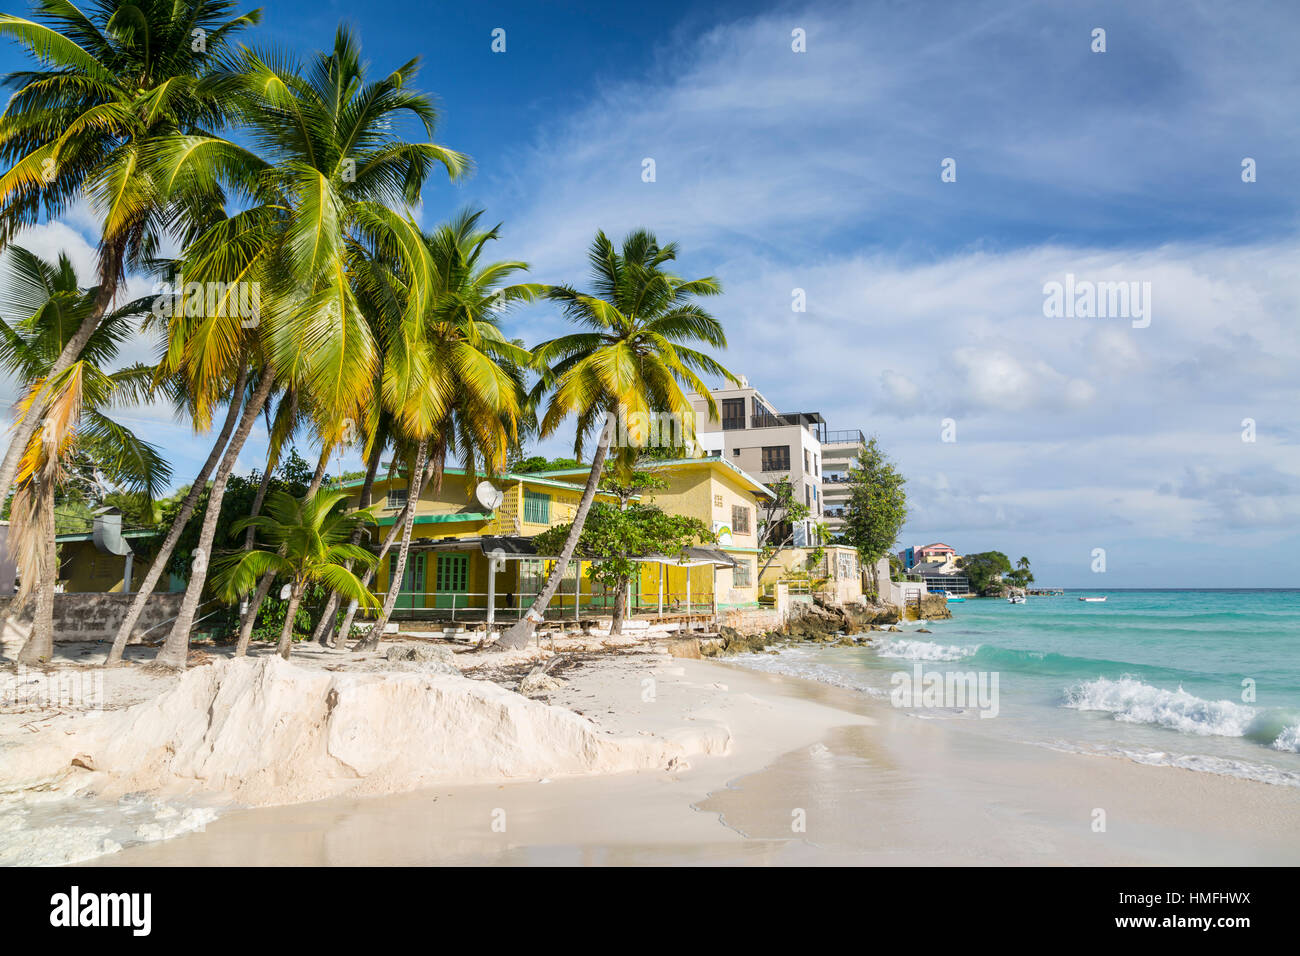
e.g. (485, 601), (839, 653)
(875, 637), (977, 662)
(1061, 676), (1295, 745)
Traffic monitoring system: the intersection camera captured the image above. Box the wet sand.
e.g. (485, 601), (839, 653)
(93, 660), (1300, 866)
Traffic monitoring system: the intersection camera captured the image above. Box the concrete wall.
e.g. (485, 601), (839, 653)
(0, 592), (185, 652)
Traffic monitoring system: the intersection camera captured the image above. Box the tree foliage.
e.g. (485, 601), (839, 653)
(841, 437), (907, 592)
(958, 551), (1013, 596)
(531, 501), (714, 595)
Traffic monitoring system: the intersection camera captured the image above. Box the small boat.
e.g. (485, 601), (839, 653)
(946, 596), (966, 603)
(1079, 596), (1107, 602)
(1007, 595), (1026, 604)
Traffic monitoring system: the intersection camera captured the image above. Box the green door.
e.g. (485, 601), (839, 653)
(392, 552), (426, 609)
(435, 553), (469, 609)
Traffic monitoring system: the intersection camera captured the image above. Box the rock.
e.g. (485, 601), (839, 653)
(666, 638), (702, 659)
(385, 643), (456, 664)
(517, 667), (565, 696)
(917, 628), (932, 633)
(714, 626), (773, 656)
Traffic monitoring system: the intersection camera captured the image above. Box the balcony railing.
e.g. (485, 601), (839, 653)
(749, 414), (827, 442)
(823, 428), (866, 446)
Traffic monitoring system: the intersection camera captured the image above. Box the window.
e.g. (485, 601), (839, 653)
(435, 553), (468, 592)
(733, 559), (753, 588)
(519, 558), (545, 595)
(805, 485), (811, 507)
(732, 448), (741, 457)
(761, 445), (790, 471)
(523, 490), (550, 524)
(731, 504), (751, 534)
(385, 488), (408, 510)
(713, 494), (724, 508)
(804, 449), (810, 472)
(721, 398), (746, 430)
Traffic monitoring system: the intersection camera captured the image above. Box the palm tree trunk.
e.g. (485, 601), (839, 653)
(609, 576), (629, 637)
(0, 263), (120, 510)
(154, 371), (277, 669)
(230, 437), (280, 653)
(16, 478), (57, 665)
(313, 434), (383, 646)
(105, 365), (249, 665)
(233, 448), (332, 656)
(499, 411), (614, 649)
(233, 569), (276, 657)
(333, 491), (413, 647)
(275, 580), (303, 660)
(354, 439), (428, 652)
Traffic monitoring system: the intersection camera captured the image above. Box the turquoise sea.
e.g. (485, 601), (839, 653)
(733, 589), (1300, 787)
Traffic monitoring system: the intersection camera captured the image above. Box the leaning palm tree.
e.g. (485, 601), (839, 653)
(0, 246), (169, 663)
(0, 0), (261, 510)
(212, 489), (377, 659)
(352, 210), (535, 651)
(497, 230), (736, 649)
(137, 25), (465, 668)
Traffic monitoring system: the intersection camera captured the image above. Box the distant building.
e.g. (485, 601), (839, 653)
(917, 542), (957, 562)
(819, 428), (867, 536)
(691, 378), (825, 546)
(908, 559), (970, 595)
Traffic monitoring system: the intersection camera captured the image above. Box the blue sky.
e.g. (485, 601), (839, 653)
(2, 0), (1298, 587)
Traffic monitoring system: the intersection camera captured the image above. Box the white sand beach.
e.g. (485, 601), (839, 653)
(4, 633), (1295, 867)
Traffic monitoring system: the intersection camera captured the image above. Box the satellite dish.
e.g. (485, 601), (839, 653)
(92, 508), (133, 557)
(475, 481), (504, 511)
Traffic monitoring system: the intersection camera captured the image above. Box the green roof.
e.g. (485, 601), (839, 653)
(54, 528), (162, 544)
(376, 511), (492, 527)
(522, 457), (775, 498)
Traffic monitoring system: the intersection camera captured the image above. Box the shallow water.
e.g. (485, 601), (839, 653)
(732, 589), (1300, 787)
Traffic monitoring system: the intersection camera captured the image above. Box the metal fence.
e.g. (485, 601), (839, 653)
(377, 590), (717, 623)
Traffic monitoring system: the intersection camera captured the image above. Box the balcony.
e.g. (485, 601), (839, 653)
(749, 412), (827, 441)
(823, 428), (866, 446)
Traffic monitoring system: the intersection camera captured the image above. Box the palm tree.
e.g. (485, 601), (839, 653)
(0, 246), (169, 663)
(0, 0), (261, 510)
(308, 417), (386, 647)
(353, 210), (535, 650)
(230, 390), (346, 656)
(213, 489), (377, 659)
(498, 230), (736, 648)
(138, 25), (466, 667)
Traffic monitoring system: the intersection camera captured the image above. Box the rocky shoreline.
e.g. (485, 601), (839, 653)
(696, 595), (952, 658)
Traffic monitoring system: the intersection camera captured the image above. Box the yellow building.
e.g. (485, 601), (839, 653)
(55, 529), (171, 593)
(341, 455), (773, 623)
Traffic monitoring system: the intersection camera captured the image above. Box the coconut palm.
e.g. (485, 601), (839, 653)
(0, 246), (170, 663)
(139, 25), (466, 667)
(352, 210), (536, 650)
(212, 488), (378, 659)
(0, 0), (262, 510)
(498, 230), (736, 649)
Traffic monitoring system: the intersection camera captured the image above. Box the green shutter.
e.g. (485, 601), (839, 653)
(523, 490), (551, 524)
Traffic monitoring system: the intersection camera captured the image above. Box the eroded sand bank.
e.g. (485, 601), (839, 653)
(95, 658), (1300, 866)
